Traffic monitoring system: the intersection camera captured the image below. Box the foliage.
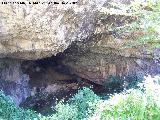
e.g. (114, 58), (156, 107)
(47, 87), (100, 120)
(104, 74), (143, 91)
(0, 0), (160, 119)
(121, 0), (160, 49)
(0, 91), (40, 120)
(93, 76), (160, 120)
(100, 0), (160, 50)
(68, 87), (100, 119)
(1, 76), (160, 120)
(0, 88), (100, 120)
(46, 102), (78, 120)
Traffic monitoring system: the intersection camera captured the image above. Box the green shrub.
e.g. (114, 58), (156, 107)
(48, 102), (78, 120)
(100, 90), (147, 120)
(92, 76), (160, 120)
(0, 87), (100, 120)
(69, 87), (100, 119)
(1, 76), (160, 120)
(49, 87), (100, 120)
(0, 91), (39, 120)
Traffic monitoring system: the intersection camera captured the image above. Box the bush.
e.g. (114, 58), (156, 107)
(92, 76), (160, 120)
(1, 76), (160, 120)
(48, 102), (78, 120)
(48, 87), (100, 120)
(69, 87), (100, 119)
(0, 87), (100, 120)
(0, 91), (39, 120)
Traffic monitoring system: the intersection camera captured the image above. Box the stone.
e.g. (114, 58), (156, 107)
(63, 33), (160, 85)
(0, 0), (160, 105)
(0, 0), (106, 60)
(0, 59), (30, 105)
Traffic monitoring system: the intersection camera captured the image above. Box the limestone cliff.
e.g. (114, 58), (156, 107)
(0, 0), (105, 59)
(63, 36), (160, 85)
(0, 0), (160, 106)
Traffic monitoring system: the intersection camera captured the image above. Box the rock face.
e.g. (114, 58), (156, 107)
(63, 34), (160, 85)
(62, 11), (160, 85)
(0, 59), (30, 105)
(58, 0), (160, 85)
(0, 0), (106, 60)
(0, 0), (160, 106)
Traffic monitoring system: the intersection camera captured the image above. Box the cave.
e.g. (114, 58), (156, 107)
(21, 53), (78, 88)
(0, 41), (153, 115)
(20, 53), (79, 113)
(19, 44), (130, 115)
(20, 50), (111, 115)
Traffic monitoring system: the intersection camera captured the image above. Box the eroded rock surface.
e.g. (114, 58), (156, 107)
(0, 59), (30, 105)
(56, 0), (160, 85)
(63, 34), (160, 85)
(0, 0), (107, 60)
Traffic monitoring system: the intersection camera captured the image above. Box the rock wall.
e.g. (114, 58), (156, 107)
(0, 0), (106, 60)
(0, 59), (30, 105)
(59, 0), (160, 85)
(63, 34), (160, 85)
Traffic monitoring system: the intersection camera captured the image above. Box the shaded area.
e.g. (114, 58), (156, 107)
(20, 50), (145, 116)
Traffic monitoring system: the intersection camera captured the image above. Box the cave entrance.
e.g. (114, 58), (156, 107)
(20, 49), (120, 115)
(20, 52), (94, 115)
(21, 52), (109, 94)
(21, 53), (78, 88)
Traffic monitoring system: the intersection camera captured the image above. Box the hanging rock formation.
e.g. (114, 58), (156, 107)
(63, 35), (160, 85)
(0, 0), (105, 104)
(61, 2), (160, 85)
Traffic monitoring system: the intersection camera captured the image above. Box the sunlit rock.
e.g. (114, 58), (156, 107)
(0, 0), (106, 59)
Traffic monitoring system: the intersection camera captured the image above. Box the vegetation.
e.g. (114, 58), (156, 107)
(1, 76), (160, 120)
(46, 87), (100, 120)
(94, 76), (160, 120)
(100, 0), (160, 51)
(104, 74), (143, 91)
(0, 91), (40, 120)
(0, 87), (100, 120)
(122, 0), (160, 50)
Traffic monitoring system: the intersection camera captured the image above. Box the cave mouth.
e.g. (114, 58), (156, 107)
(20, 52), (111, 115)
(21, 51), (108, 91)
(21, 52), (79, 87)
(20, 50), (123, 115)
